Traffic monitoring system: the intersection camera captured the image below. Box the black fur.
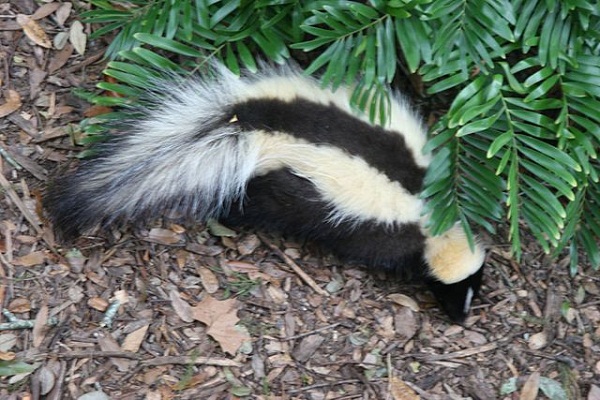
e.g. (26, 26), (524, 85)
(231, 98), (426, 194)
(225, 169), (427, 280)
(427, 268), (484, 323)
(44, 68), (483, 322)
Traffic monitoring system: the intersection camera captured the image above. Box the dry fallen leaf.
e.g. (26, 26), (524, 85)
(528, 331), (548, 350)
(55, 2), (73, 26)
(29, 67), (47, 100)
(113, 290), (130, 304)
(169, 290), (194, 323)
(389, 376), (420, 400)
(7, 297), (31, 313)
(16, 14), (52, 49)
(226, 261), (260, 274)
(69, 20), (87, 55)
(37, 364), (56, 396)
(0, 351), (16, 361)
(292, 335), (324, 362)
(0, 90), (22, 118)
(394, 306), (418, 340)
(589, 384), (600, 400)
(387, 293), (420, 312)
(146, 228), (183, 245)
(98, 333), (134, 372)
(197, 266), (220, 294)
(192, 295), (251, 355)
(13, 251), (45, 267)
(32, 305), (49, 348)
(0, 334), (17, 352)
(88, 297), (109, 312)
(121, 324), (149, 353)
(83, 104), (113, 118)
(53, 31), (69, 50)
(520, 372), (540, 400)
(31, 3), (61, 20)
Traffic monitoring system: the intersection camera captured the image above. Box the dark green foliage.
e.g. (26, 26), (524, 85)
(82, 0), (600, 271)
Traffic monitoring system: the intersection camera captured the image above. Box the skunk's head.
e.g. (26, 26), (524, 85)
(423, 224), (486, 323)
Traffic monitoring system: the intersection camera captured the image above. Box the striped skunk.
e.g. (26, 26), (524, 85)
(44, 64), (485, 322)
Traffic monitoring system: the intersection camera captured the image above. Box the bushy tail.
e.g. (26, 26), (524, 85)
(45, 66), (263, 240)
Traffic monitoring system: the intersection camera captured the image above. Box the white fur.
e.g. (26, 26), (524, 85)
(79, 66), (430, 226)
(464, 287), (474, 314)
(251, 131), (424, 225)
(227, 67), (430, 167)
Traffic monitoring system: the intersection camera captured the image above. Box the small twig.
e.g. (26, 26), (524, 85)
(280, 322), (340, 341)
(523, 349), (577, 368)
(59, 51), (105, 75)
(258, 234), (329, 297)
(400, 342), (498, 362)
(0, 147), (22, 170)
(0, 308), (59, 330)
(24, 351), (143, 362)
(0, 173), (43, 236)
(0, 173), (60, 256)
(286, 379), (361, 395)
(0, 255), (6, 315)
(141, 355), (241, 368)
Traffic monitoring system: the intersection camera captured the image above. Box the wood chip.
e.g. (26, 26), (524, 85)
(0, 90), (22, 118)
(121, 324), (149, 353)
(292, 334), (324, 362)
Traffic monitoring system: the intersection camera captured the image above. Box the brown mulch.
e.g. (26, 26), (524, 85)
(1, 1), (599, 399)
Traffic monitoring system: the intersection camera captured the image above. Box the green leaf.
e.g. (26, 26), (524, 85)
(103, 69), (150, 89)
(96, 82), (142, 97)
(514, 0), (539, 39)
(518, 135), (581, 172)
(448, 75), (488, 116)
(523, 175), (567, 220)
(396, 18), (420, 73)
(301, 25), (344, 39)
(423, 128), (455, 153)
(131, 47), (183, 72)
(381, 17), (396, 82)
(538, 10), (559, 67)
(488, 131), (513, 158)
(0, 360), (39, 376)
(134, 33), (205, 57)
(520, 159), (575, 200)
(211, 0), (241, 28)
(457, 97), (502, 126)
(291, 36), (335, 52)
(323, 5), (363, 30)
(225, 43), (240, 75)
(427, 72), (469, 94)
(349, 2), (380, 21)
(237, 41), (257, 72)
(456, 110), (502, 136)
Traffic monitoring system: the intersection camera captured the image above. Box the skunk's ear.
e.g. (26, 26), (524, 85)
(426, 266), (484, 323)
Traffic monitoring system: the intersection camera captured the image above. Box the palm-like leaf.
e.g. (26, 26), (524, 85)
(77, 0), (600, 269)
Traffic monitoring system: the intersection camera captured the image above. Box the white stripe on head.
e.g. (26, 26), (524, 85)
(423, 223), (485, 284)
(463, 287), (474, 314)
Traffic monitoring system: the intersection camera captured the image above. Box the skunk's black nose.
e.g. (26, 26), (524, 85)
(426, 267), (484, 323)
